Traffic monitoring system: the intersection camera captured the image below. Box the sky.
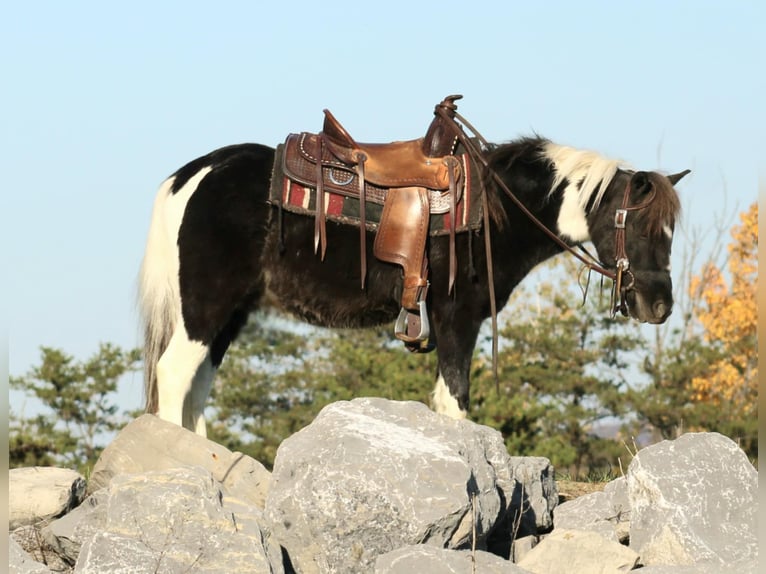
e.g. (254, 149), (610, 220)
(4, 2), (762, 414)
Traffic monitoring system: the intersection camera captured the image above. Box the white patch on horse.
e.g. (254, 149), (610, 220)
(542, 143), (626, 242)
(663, 224), (673, 271)
(139, 166), (213, 431)
(140, 167), (213, 330)
(155, 328), (209, 429)
(431, 374), (467, 419)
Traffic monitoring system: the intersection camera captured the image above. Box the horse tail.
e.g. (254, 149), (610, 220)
(138, 178), (180, 414)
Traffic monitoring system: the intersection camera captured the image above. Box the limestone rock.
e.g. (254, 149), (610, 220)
(8, 536), (54, 574)
(40, 491), (107, 565)
(88, 414), (271, 508)
(74, 466), (283, 574)
(374, 544), (532, 573)
(9, 467), (86, 530)
(636, 559), (758, 573)
(507, 456), (558, 536)
(552, 476), (629, 542)
(265, 398), (514, 573)
(627, 432), (757, 566)
(517, 529), (640, 574)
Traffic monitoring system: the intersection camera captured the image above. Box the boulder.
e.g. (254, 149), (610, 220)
(635, 559), (758, 574)
(73, 466), (283, 574)
(40, 491), (107, 565)
(9, 467), (86, 530)
(507, 456), (558, 535)
(551, 476), (629, 542)
(627, 432), (757, 566)
(8, 536), (54, 574)
(374, 544), (532, 573)
(517, 529), (640, 573)
(87, 414), (271, 509)
(264, 398), (525, 573)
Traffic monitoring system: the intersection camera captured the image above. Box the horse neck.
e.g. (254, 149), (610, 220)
(484, 174), (570, 297)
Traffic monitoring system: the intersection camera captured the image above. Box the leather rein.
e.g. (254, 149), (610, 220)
(433, 98), (655, 377)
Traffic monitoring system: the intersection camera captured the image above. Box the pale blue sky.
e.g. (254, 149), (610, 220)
(4, 2), (762, 412)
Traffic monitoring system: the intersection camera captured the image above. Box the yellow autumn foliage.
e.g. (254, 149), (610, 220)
(689, 202), (757, 413)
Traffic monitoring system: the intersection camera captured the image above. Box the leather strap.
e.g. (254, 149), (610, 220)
(314, 136), (328, 259)
(357, 152), (368, 288)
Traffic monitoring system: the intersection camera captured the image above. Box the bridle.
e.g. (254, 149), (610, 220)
(434, 96), (657, 376)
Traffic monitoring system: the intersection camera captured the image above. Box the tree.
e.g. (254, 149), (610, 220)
(687, 203), (757, 454)
(10, 344), (140, 473)
(470, 256), (643, 477)
(629, 202), (757, 459)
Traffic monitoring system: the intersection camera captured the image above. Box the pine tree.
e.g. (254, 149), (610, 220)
(10, 344), (140, 473)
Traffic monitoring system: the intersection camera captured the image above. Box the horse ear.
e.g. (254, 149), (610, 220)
(667, 169), (691, 185)
(631, 171), (651, 194)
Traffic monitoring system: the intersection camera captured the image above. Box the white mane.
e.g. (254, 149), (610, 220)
(541, 142), (630, 242)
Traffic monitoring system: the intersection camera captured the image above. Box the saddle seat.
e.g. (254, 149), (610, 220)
(322, 109), (453, 191)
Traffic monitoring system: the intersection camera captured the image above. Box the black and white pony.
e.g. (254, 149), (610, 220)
(139, 131), (688, 435)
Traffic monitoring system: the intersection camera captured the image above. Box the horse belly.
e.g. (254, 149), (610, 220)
(261, 215), (401, 329)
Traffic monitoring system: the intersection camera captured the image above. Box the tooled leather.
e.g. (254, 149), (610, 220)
(282, 133), (464, 213)
(373, 187), (430, 309)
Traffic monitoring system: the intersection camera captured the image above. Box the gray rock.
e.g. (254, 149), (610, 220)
(510, 535), (538, 564)
(636, 559), (758, 574)
(374, 544), (532, 573)
(508, 457), (558, 536)
(8, 536), (54, 574)
(73, 466), (283, 574)
(9, 467), (87, 530)
(88, 414), (271, 509)
(517, 529), (640, 573)
(264, 398), (514, 573)
(627, 432), (757, 566)
(552, 476), (629, 542)
(40, 491), (107, 565)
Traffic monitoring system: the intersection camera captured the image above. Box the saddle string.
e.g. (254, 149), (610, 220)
(314, 135), (328, 260)
(446, 155), (460, 294)
(356, 152), (368, 289)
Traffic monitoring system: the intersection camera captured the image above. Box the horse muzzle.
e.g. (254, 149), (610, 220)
(621, 272), (673, 324)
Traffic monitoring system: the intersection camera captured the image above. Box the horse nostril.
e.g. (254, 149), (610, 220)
(653, 301), (670, 319)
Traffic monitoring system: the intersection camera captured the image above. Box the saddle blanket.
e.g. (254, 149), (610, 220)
(269, 143), (483, 236)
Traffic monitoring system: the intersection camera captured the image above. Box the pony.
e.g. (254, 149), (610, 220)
(138, 104), (688, 436)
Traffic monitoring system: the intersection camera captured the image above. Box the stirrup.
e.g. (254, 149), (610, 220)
(394, 301), (431, 350)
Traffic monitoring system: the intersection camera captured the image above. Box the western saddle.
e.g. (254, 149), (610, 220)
(281, 95), (467, 351)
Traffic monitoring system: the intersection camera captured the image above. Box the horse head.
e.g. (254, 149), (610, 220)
(588, 168), (689, 324)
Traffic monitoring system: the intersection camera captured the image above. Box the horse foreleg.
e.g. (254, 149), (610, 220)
(432, 372), (468, 419)
(155, 328), (210, 432)
(430, 315), (482, 419)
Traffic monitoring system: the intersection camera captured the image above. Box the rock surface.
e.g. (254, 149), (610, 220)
(9, 467), (87, 530)
(264, 398), (528, 573)
(627, 432), (757, 566)
(9, 536), (54, 574)
(374, 545), (531, 573)
(7, 400), (758, 574)
(552, 476), (630, 542)
(73, 466), (283, 574)
(87, 414), (271, 508)
(517, 528), (640, 573)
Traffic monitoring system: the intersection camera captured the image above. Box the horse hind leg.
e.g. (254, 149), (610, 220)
(185, 355), (215, 436)
(155, 326), (210, 432)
